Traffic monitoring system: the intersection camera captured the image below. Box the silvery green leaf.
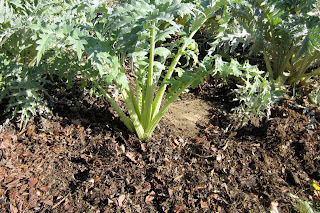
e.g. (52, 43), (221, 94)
(68, 37), (88, 61)
(154, 47), (171, 59)
(35, 33), (54, 65)
(153, 61), (166, 72)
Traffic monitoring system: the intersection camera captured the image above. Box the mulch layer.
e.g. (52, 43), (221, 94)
(0, 81), (319, 213)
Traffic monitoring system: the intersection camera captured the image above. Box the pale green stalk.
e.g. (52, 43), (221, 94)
(136, 81), (143, 113)
(131, 59), (143, 114)
(121, 89), (145, 139)
(263, 50), (274, 79)
(95, 84), (135, 133)
(299, 52), (320, 75)
(279, 47), (295, 75)
(141, 21), (156, 129)
(297, 54), (313, 77)
(152, 26), (202, 118)
(128, 85), (141, 120)
(28, 56), (37, 67)
(299, 67), (320, 78)
(145, 78), (195, 139)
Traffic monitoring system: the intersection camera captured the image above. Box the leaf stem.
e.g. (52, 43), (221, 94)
(263, 50), (274, 79)
(141, 21), (157, 129)
(121, 89), (145, 139)
(128, 84), (141, 120)
(95, 84), (135, 133)
(152, 29), (199, 118)
(145, 78), (195, 139)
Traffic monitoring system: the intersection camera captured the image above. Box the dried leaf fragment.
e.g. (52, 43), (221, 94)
(0, 133), (12, 149)
(211, 193), (220, 200)
(43, 199), (54, 206)
(10, 203), (18, 213)
(145, 191), (155, 203)
(217, 206), (223, 212)
(141, 182), (151, 193)
(39, 185), (48, 192)
(174, 204), (187, 212)
(6, 179), (21, 189)
(168, 188), (174, 197)
(29, 177), (38, 188)
(104, 187), (109, 196)
(200, 199), (209, 208)
(270, 201), (279, 213)
(118, 194), (126, 207)
(140, 142), (147, 152)
(0, 167), (6, 182)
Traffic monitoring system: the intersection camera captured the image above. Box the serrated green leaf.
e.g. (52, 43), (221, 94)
(153, 61), (165, 72)
(155, 26), (179, 42)
(35, 33), (54, 65)
(115, 71), (129, 89)
(289, 194), (316, 213)
(29, 24), (42, 30)
(175, 67), (185, 77)
(68, 37), (88, 61)
(154, 47), (171, 59)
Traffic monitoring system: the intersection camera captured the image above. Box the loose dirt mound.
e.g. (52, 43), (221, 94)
(0, 84), (319, 212)
(164, 99), (212, 138)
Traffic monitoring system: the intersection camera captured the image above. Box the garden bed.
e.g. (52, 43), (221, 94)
(0, 82), (319, 212)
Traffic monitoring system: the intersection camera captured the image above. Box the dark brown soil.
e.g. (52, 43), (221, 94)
(0, 81), (319, 213)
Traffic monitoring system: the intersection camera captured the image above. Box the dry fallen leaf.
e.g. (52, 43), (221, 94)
(10, 203), (18, 213)
(5, 160), (15, 169)
(118, 194), (126, 207)
(6, 179), (21, 189)
(104, 187), (109, 196)
(173, 204), (187, 212)
(200, 199), (209, 208)
(126, 152), (138, 163)
(21, 152), (30, 157)
(140, 142), (147, 152)
(43, 199), (54, 206)
(141, 182), (151, 193)
(216, 153), (222, 162)
(145, 191), (155, 203)
(8, 188), (18, 200)
(0, 188), (5, 197)
(108, 198), (114, 204)
(94, 176), (102, 182)
(0, 133), (12, 149)
(39, 185), (48, 192)
(270, 201), (279, 213)
(0, 167), (6, 182)
(80, 154), (90, 162)
(168, 188), (174, 197)
(27, 124), (37, 137)
(28, 177), (38, 188)
(211, 193), (220, 200)
(155, 173), (163, 181)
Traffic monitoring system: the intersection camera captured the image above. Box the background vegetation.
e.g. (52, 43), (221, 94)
(1, 0), (320, 211)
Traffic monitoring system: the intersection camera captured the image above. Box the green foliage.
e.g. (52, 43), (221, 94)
(88, 0), (235, 140)
(1, 0), (274, 139)
(0, 53), (48, 126)
(213, 55), (281, 125)
(0, 0), (232, 138)
(289, 193), (320, 213)
(0, 0), (109, 126)
(212, 0), (320, 86)
(309, 88), (320, 106)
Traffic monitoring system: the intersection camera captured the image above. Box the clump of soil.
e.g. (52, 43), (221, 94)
(0, 82), (319, 212)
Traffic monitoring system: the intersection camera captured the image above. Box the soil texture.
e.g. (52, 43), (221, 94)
(0, 81), (319, 213)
